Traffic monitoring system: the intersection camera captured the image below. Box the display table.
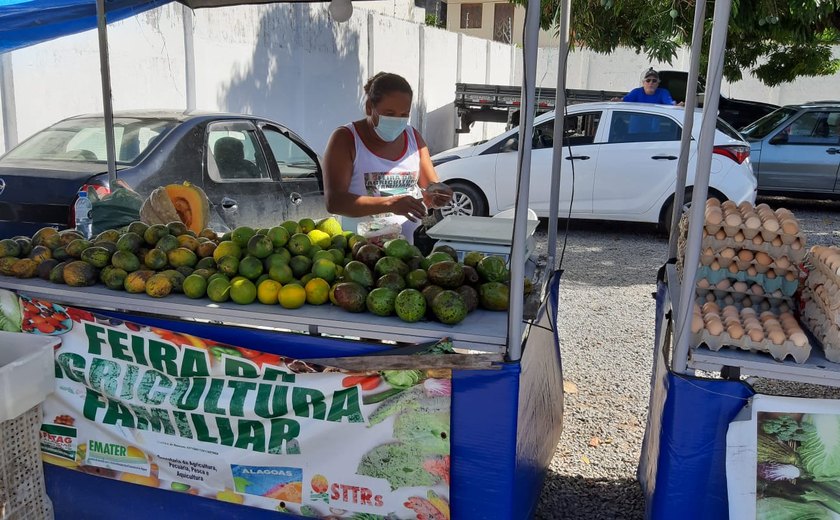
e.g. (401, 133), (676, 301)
(0, 271), (564, 519)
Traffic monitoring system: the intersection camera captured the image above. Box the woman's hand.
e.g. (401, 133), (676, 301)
(387, 195), (428, 222)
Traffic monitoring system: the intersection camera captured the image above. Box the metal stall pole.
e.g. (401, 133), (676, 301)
(666, 0), (708, 259)
(182, 4), (196, 112)
(0, 52), (18, 151)
(506, 0), (541, 362)
(672, 0), (733, 373)
(547, 0), (571, 270)
(96, 0), (118, 187)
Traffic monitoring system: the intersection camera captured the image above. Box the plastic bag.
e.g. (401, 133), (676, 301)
(89, 180), (143, 235)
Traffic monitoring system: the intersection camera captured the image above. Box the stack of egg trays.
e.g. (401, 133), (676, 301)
(801, 257), (840, 362)
(691, 293), (811, 364)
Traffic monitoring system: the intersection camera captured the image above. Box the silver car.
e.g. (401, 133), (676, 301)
(741, 102), (840, 196)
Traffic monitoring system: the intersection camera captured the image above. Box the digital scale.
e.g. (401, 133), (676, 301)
(425, 216), (539, 263)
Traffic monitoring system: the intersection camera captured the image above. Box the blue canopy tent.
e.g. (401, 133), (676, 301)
(0, 0), (170, 54)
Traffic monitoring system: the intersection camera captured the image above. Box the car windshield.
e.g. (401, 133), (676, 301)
(740, 107), (798, 140)
(1, 117), (178, 164)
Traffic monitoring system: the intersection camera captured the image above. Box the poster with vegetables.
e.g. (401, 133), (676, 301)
(0, 289), (451, 519)
(727, 395), (840, 520)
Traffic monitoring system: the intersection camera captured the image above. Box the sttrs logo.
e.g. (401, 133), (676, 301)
(330, 482), (384, 508)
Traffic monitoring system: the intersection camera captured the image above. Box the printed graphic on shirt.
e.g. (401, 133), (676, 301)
(363, 170), (421, 197)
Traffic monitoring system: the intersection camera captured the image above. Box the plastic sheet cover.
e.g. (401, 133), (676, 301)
(0, 0), (171, 54)
(640, 275), (754, 519)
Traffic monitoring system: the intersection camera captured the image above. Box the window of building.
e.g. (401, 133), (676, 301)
(460, 3), (482, 29)
(493, 4), (514, 43)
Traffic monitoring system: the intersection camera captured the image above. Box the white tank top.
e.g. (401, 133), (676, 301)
(341, 122), (423, 243)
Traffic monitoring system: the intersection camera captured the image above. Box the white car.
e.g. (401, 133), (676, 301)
(431, 102), (757, 232)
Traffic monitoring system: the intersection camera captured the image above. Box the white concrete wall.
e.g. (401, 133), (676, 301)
(520, 45), (840, 106)
(1, 3), (838, 158)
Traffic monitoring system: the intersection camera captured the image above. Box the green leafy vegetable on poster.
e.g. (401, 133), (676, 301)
(757, 497), (838, 520)
(799, 414), (840, 481)
(763, 415), (815, 443)
(0, 290), (21, 332)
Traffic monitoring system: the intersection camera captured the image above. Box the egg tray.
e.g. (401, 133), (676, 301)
(804, 270), (840, 317)
(700, 235), (807, 263)
(697, 266), (800, 297)
(801, 294), (840, 363)
(695, 285), (793, 306)
(805, 256), (840, 291)
(692, 328), (811, 364)
(704, 221), (803, 244)
(700, 253), (800, 276)
(693, 294), (794, 315)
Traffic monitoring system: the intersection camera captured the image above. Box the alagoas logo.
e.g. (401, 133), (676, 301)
(241, 468), (297, 477)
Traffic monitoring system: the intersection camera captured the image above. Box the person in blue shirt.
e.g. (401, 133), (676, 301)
(621, 68), (681, 105)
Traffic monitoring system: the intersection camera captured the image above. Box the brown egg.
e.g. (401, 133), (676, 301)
(721, 248), (736, 259)
(733, 281), (749, 293)
(750, 284), (765, 296)
(692, 314), (705, 334)
(744, 215), (762, 230)
(748, 328), (765, 342)
(703, 301), (720, 314)
(775, 256), (790, 269)
(727, 323), (745, 340)
(752, 235), (764, 246)
(711, 260), (721, 270)
(781, 219), (799, 235)
(789, 331), (808, 348)
(772, 236), (783, 247)
(738, 201), (753, 213)
(697, 278), (711, 289)
(791, 238), (803, 250)
(741, 296), (753, 308)
(734, 231), (745, 242)
(741, 307), (757, 317)
(703, 247), (715, 256)
(715, 229), (727, 240)
(705, 208), (723, 225)
(755, 252), (773, 266)
(706, 197), (721, 208)
(747, 265), (758, 277)
(766, 269), (777, 280)
(716, 279), (732, 290)
(728, 263), (740, 275)
(785, 272), (797, 282)
(768, 328), (786, 345)
(759, 311), (776, 321)
(725, 212), (743, 227)
(762, 216), (780, 232)
(738, 250), (755, 262)
(722, 200), (737, 211)
(707, 320), (724, 336)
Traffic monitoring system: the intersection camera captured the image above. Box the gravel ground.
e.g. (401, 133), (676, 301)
(532, 197), (840, 520)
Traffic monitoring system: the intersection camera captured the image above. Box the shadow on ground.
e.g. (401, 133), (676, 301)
(535, 472), (645, 519)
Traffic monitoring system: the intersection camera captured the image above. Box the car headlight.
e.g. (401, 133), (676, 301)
(431, 155), (461, 167)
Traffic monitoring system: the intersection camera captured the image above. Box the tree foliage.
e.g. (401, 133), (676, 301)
(513, 0), (840, 86)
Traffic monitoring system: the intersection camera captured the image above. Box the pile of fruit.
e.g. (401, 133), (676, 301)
(0, 216), (514, 325)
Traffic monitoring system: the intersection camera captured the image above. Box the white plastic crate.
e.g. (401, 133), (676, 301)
(0, 331), (58, 520)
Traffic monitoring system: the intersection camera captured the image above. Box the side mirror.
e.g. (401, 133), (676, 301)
(769, 132), (788, 145)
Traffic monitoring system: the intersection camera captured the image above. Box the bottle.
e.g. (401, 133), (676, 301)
(74, 190), (92, 239)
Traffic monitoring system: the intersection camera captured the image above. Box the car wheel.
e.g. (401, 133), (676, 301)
(435, 182), (488, 219)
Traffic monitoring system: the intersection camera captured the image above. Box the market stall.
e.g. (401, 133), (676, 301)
(0, 0), (568, 518)
(636, 0), (840, 516)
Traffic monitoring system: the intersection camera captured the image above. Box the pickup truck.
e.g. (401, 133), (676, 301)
(455, 70), (780, 133)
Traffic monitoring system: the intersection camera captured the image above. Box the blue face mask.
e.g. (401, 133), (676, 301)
(374, 115), (409, 142)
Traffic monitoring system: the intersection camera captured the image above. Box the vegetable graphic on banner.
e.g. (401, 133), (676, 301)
(756, 412), (840, 519)
(0, 288), (450, 519)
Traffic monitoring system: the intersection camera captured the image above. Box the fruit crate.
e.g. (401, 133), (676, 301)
(0, 332), (58, 520)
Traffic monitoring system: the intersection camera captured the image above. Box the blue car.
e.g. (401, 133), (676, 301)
(741, 102), (840, 196)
